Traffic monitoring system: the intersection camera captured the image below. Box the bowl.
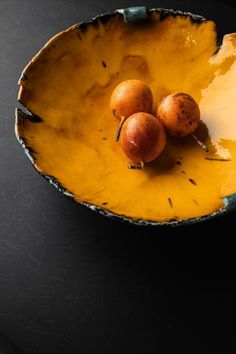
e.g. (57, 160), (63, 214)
(15, 6), (236, 226)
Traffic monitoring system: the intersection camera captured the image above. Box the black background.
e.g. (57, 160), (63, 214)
(1, 0), (236, 353)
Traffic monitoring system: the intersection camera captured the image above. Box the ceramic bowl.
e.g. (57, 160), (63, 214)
(16, 6), (236, 226)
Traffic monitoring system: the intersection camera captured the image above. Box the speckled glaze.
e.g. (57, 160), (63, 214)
(15, 6), (236, 226)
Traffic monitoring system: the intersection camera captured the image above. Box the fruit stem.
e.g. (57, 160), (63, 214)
(116, 116), (126, 142)
(128, 161), (144, 170)
(192, 134), (209, 152)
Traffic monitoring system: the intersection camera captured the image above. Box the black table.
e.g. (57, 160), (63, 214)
(1, 0), (236, 353)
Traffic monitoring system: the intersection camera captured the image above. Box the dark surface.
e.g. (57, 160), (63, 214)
(1, 0), (236, 353)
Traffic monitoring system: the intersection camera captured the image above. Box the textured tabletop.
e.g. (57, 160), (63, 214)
(0, 0), (236, 353)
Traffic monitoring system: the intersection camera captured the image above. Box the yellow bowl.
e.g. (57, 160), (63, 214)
(15, 6), (236, 226)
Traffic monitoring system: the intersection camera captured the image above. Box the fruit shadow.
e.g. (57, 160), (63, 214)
(145, 121), (210, 177)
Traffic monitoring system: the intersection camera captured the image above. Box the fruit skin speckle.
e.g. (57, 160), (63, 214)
(120, 112), (166, 164)
(157, 92), (200, 137)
